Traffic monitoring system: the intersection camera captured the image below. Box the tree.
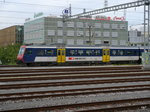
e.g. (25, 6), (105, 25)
(0, 44), (21, 65)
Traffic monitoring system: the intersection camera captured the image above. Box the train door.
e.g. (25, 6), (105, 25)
(102, 49), (110, 62)
(57, 49), (66, 63)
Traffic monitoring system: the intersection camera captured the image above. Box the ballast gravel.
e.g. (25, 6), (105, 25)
(0, 91), (150, 111)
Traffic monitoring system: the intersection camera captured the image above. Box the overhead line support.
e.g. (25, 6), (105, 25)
(71, 0), (150, 18)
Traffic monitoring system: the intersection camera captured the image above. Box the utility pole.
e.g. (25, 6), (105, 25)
(88, 23), (94, 46)
(143, 0), (150, 52)
(62, 4), (72, 45)
(88, 25), (92, 46)
(124, 9), (126, 21)
(69, 4), (72, 17)
(104, 0), (108, 8)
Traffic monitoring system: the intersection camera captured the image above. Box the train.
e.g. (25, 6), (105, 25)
(17, 45), (145, 66)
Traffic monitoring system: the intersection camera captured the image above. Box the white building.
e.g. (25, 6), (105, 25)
(128, 30), (148, 46)
(24, 16), (128, 46)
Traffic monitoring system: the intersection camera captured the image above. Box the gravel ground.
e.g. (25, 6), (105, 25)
(0, 91), (150, 111)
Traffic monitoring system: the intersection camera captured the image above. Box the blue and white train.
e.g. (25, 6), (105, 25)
(17, 45), (144, 66)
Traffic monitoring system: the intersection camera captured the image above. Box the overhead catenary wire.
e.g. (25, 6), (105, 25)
(0, 1), (90, 10)
(0, 0), (145, 29)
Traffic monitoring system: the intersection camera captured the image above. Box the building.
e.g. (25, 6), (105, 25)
(128, 30), (148, 47)
(24, 16), (128, 46)
(0, 25), (24, 47)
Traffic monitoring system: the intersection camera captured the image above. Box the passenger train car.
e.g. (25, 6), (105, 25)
(17, 45), (144, 66)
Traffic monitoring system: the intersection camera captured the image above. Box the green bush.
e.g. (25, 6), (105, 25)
(0, 44), (21, 65)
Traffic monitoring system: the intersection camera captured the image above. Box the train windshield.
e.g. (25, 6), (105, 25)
(18, 47), (25, 55)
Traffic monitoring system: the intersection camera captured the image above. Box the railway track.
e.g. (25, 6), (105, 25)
(0, 84), (150, 102)
(1, 77), (150, 89)
(2, 98), (150, 112)
(0, 65), (150, 112)
(0, 70), (150, 82)
(0, 65), (141, 74)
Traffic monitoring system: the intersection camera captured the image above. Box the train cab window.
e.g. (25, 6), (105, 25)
(19, 48), (25, 55)
(46, 50), (54, 56)
(25, 49), (32, 55)
(37, 50), (45, 56)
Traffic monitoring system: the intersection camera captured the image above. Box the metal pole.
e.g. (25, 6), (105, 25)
(69, 4), (72, 17)
(144, 4), (146, 52)
(89, 25), (92, 46)
(148, 2), (150, 51)
(63, 15), (65, 44)
(88, 23), (93, 46)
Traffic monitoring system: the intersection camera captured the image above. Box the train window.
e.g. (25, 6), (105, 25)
(91, 50), (95, 55)
(58, 50), (61, 55)
(46, 50), (54, 56)
(118, 50), (124, 56)
(134, 50), (138, 55)
(112, 50), (117, 55)
(85, 50), (92, 56)
(126, 50), (133, 55)
(25, 49), (32, 55)
(69, 50), (75, 56)
(62, 50), (65, 55)
(78, 50), (84, 56)
(95, 50), (100, 56)
(37, 50), (45, 56)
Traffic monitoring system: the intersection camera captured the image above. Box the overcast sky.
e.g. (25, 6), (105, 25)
(0, 0), (144, 30)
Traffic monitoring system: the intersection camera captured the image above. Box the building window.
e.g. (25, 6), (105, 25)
(57, 30), (63, 36)
(111, 24), (118, 29)
(94, 23), (101, 28)
(103, 32), (110, 37)
(48, 30), (55, 36)
(67, 22), (74, 27)
(76, 22), (83, 28)
(57, 21), (63, 27)
(67, 30), (74, 36)
(112, 32), (118, 37)
(103, 23), (110, 29)
(104, 41), (109, 44)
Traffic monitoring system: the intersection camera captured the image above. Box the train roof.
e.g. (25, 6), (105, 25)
(22, 45), (57, 48)
(21, 45), (143, 49)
